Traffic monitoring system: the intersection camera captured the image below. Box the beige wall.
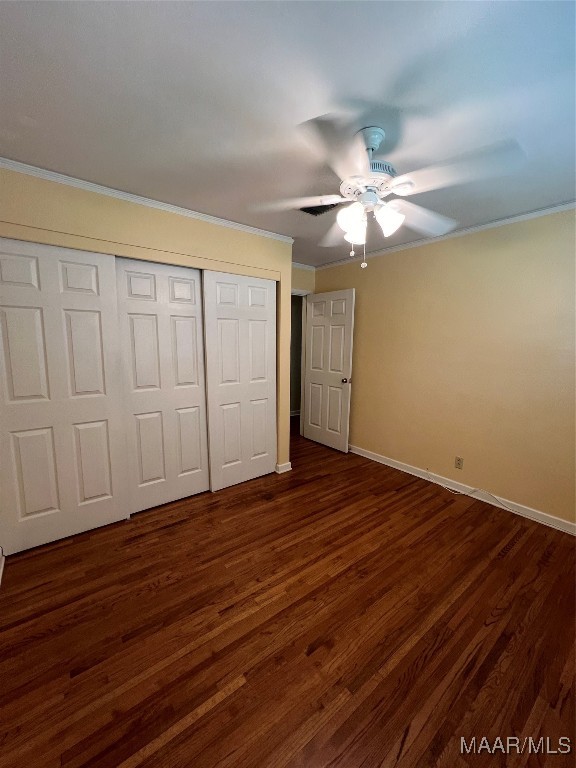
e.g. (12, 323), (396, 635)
(0, 167), (293, 465)
(316, 210), (575, 522)
(291, 264), (315, 293)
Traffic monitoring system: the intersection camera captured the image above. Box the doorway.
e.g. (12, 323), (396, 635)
(290, 294), (303, 420)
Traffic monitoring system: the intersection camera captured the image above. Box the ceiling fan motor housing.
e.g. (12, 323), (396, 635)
(340, 160), (397, 199)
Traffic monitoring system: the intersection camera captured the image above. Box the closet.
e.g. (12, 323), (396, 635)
(203, 271), (277, 491)
(0, 239), (277, 555)
(116, 259), (210, 513)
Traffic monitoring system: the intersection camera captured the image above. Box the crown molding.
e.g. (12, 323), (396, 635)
(291, 261), (316, 271)
(0, 157), (294, 245)
(317, 201), (576, 270)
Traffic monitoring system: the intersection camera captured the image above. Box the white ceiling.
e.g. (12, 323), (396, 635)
(0, 1), (574, 266)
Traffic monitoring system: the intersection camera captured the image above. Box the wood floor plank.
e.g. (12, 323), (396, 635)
(0, 423), (574, 767)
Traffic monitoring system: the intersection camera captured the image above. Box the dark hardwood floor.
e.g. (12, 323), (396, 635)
(1, 424), (574, 767)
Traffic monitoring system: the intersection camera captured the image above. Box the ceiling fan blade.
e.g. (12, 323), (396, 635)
(389, 199), (458, 237)
(301, 115), (370, 181)
(319, 221), (345, 247)
(390, 139), (526, 196)
(336, 130), (372, 180)
(252, 194), (346, 212)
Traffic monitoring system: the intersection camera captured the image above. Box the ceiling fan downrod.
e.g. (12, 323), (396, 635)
(360, 126), (386, 156)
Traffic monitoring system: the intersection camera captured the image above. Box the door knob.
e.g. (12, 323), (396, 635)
(341, 378), (348, 383)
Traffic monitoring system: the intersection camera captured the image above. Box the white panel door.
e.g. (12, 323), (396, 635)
(0, 238), (128, 555)
(303, 289), (355, 452)
(116, 259), (209, 512)
(203, 272), (276, 491)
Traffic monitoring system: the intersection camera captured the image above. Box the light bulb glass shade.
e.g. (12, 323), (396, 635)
(375, 204), (405, 237)
(337, 202), (365, 232)
(344, 223), (367, 245)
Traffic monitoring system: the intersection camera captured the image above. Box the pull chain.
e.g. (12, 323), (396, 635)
(361, 241), (367, 269)
(349, 240), (368, 269)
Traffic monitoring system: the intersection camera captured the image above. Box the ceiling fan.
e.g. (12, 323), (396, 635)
(257, 118), (525, 261)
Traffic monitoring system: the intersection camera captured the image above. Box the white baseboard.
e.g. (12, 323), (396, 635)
(0, 552), (5, 587)
(275, 462), (292, 474)
(290, 410), (301, 417)
(349, 445), (576, 536)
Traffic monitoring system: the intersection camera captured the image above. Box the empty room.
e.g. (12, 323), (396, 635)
(0, 2), (574, 767)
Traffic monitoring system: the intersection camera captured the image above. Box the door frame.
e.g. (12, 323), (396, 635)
(291, 288), (312, 436)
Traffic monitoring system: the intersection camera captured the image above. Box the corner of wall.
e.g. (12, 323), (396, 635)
(291, 263), (315, 294)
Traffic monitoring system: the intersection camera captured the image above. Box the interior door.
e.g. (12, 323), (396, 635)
(203, 271), (277, 491)
(0, 238), (128, 555)
(303, 289), (355, 452)
(116, 258), (209, 513)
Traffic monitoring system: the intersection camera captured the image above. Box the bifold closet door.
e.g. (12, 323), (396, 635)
(116, 259), (209, 512)
(0, 239), (128, 555)
(203, 271), (277, 491)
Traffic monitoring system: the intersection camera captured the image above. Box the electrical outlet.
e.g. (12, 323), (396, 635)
(454, 456), (464, 470)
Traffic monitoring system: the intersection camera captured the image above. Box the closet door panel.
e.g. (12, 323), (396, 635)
(203, 272), (276, 491)
(116, 259), (209, 512)
(0, 238), (128, 555)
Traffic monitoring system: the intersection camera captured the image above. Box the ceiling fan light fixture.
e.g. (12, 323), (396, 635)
(336, 201), (365, 232)
(344, 223), (367, 245)
(375, 204), (405, 237)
